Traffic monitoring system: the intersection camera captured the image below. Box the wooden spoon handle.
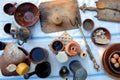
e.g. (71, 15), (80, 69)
(86, 7), (97, 11)
(80, 4), (97, 12)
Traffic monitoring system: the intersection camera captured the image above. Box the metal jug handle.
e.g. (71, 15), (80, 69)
(17, 39), (25, 46)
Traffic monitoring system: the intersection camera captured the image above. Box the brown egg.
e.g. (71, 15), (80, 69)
(118, 57), (120, 64)
(114, 62), (120, 68)
(110, 58), (116, 64)
(113, 53), (119, 59)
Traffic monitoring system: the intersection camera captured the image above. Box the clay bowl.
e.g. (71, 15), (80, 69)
(102, 43), (120, 78)
(14, 2), (39, 27)
(1, 47), (30, 76)
(91, 27), (111, 46)
(50, 40), (64, 54)
(3, 3), (16, 15)
(108, 51), (120, 74)
(65, 41), (81, 56)
(29, 47), (48, 64)
(83, 19), (94, 31)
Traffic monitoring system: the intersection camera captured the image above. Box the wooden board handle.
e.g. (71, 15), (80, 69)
(80, 4), (97, 12)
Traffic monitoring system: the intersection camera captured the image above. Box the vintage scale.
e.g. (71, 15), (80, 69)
(80, 0), (120, 22)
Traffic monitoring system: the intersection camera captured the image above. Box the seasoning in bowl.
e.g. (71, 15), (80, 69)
(91, 27), (111, 45)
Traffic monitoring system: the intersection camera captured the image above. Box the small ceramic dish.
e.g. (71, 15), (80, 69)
(50, 39), (64, 54)
(83, 19), (94, 31)
(65, 41), (80, 56)
(14, 2), (39, 27)
(109, 51), (120, 74)
(3, 3), (16, 15)
(91, 27), (111, 46)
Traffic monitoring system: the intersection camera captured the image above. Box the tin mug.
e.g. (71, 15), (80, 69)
(4, 23), (19, 36)
(69, 60), (87, 80)
(15, 27), (31, 46)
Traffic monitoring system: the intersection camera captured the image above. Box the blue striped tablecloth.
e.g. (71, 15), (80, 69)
(0, 0), (120, 80)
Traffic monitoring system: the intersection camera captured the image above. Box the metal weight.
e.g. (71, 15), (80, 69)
(59, 66), (70, 80)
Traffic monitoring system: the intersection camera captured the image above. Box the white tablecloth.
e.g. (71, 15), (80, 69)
(0, 0), (120, 80)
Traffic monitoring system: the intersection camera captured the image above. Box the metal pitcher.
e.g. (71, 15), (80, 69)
(10, 24), (31, 45)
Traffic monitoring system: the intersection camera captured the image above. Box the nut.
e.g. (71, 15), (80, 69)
(113, 53), (119, 59)
(110, 58), (116, 64)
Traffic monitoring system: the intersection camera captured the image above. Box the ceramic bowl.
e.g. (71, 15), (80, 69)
(102, 43), (120, 78)
(14, 2), (39, 27)
(50, 40), (64, 54)
(91, 27), (111, 46)
(3, 3), (16, 15)
(108, 51), (120, 74)
(29, 47), (48, 64)
(83, 19), (94, 31)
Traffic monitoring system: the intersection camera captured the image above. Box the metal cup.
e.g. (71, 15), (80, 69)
(0, 41), (6, 50)
(69, 60), (87, 80)
(10, 23), (19, 36)
(16, 27), (31, 45)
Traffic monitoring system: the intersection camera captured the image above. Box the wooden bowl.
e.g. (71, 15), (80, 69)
(14, 2), (39, 27)
(50, 40), (64, 54)
(83, 19), (94, 31)
(102, 43), (120, 78)
(91, 27), (111, 46)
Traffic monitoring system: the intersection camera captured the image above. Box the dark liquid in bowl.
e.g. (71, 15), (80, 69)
(31, 48), (45, 62)
(4, 4), (15, 15)
(4, 23), (11, 34)
(52, 41), (63, 51)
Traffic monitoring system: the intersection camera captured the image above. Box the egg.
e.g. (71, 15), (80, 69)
(113, 53), (119, 59)
(114, 62), (120, 68)
(118, 57), (120, 64)
(110, 58), (116, 64)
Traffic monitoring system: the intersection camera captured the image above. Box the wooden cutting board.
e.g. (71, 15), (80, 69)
(96, 0), (120, 22)
(0, 47), (30, 76)
(39, 0), (81, 33)
(96, 9), (120, 22)
(80, 0), (120, 22)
